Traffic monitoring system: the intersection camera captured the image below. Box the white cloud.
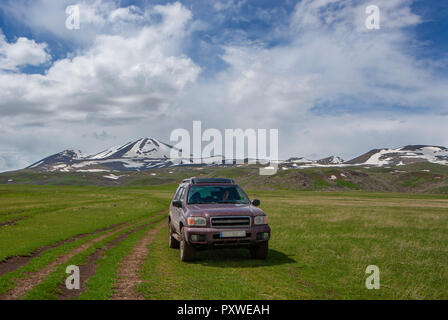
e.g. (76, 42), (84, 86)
(282, 113), (448, 160)
(172, 0), (448, 159)
(188, 0), (448, 130)
(0, 2), (200, 123)
(291, 0), (421, 32)
(0, 0), (198, 46)
(0, 2), (202, 171)
(0, 32), (50, 71)
(0, 0), (447, 171)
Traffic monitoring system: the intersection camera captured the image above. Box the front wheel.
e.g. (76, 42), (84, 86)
(168, 222), (179, 249)
(250, 242), (268, 259)
(180, 227), (195, 262)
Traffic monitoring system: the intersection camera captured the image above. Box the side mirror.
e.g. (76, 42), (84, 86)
(252, 199), (260, 207)
(172, 200), (183, 208)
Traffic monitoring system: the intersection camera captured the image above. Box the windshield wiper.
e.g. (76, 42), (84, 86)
(216, 201), (244, 204)
(189, 201), (247, 204)
(189, 201), (218, 204)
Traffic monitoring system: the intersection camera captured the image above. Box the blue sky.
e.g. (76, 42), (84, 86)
(0, 0), (296, 75)
(411, 1), (448, 62)
(1, 0), (446, 76)
(0, 0), (447, 171)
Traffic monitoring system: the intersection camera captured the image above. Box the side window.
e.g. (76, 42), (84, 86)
(179, 187), (186, 202)
(173, 186), (182, 201)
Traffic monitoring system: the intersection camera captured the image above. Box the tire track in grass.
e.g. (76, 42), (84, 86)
(57, 216), (165, 300)
(136, 229), (277, 300)
(0, 230), (108, 296)
(21, 219), (163, 300)
(0, 218), (155, 300)
(111, 221), (166, 300)
(0, 217), (28, 228)
(0, 222), (125, 277)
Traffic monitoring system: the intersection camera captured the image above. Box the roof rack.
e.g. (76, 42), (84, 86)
(190, 178), (235, 184)
(182, 177), (194, 183)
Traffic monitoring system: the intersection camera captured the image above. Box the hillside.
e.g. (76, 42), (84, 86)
(2, 162), (448, 194)
(20, 139), (448, 173)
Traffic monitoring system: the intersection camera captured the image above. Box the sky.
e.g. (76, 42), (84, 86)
(0, 0), (447, 171)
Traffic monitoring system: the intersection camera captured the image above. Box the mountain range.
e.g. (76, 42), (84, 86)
(25, 138), (448, 172)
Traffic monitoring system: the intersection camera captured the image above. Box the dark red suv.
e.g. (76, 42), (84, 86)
(168, 177), (271, 261)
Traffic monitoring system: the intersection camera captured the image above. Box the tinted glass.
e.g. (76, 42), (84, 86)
(187, 185), (249, 204)
(179, 187), (186, 201)
(173, 186), (182, 200)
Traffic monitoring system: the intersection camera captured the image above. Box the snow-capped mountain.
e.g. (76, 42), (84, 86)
(88, 138), (174, 160)
(26, 141), (448, 172)
(26, 137), (227, 172)
(282, 155), (345, 167)
(316, 156), (345, 165)
(283, 157), (314, 165)
(27, 138), (182, 172)
(345, 145), (448, 166)
(28, 150), (86, 169)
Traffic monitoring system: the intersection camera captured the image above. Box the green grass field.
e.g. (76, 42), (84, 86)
(0, 184), (447, 299)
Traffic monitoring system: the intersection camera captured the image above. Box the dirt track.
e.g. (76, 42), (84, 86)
(0, 222), (125, 277)
(111, 222), (166, 300)
(57, 219), (165, 300)
(0, 217), (162, 300)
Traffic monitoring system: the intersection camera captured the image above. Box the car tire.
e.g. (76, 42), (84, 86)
(180, 227), (195, 262)
(250, 242), (268, 259)
(168, 222), (179, 249)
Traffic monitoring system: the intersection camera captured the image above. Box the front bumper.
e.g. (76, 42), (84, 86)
(185, 225), (271, 248)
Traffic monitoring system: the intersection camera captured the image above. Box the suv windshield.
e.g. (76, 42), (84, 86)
(187, 185), (250, 204)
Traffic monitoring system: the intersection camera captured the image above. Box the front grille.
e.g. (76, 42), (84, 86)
(213, 233), (251, 239)
(210, 216), (251, 228)
(213, 240), (251, 246)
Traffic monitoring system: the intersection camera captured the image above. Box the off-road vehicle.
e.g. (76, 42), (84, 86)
(168, 177), (271, 261)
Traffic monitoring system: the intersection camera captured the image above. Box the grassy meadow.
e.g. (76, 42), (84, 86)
(0, 184), (447, 299)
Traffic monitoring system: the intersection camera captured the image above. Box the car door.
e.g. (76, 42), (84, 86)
(174, 187), (186, 230)
(170, 186), (182, 231)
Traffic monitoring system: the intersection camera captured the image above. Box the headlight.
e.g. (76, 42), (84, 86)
(187, 216), (206, 226)
(254, 215), (268, 225)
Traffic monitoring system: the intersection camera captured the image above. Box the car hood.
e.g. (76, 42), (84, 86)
(186, 203), (264, 217)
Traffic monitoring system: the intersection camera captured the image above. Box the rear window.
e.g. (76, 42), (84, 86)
(187, 185), (249, 204)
